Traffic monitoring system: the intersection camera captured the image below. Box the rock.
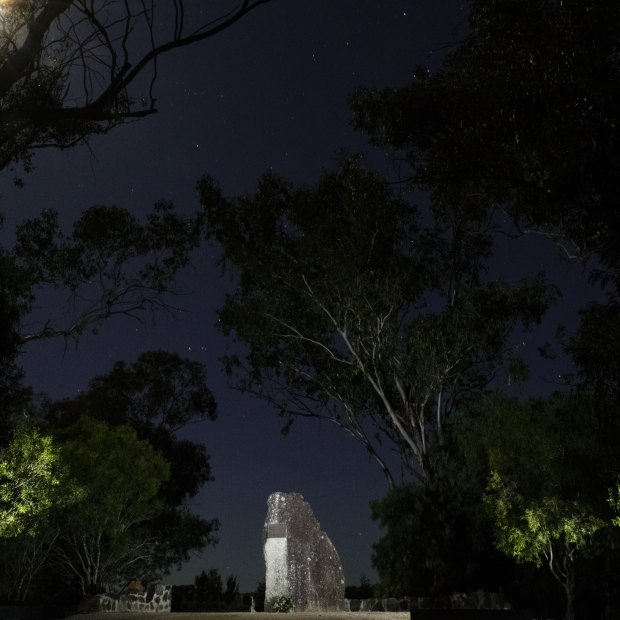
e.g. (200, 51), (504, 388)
(263, 492), (345, 611)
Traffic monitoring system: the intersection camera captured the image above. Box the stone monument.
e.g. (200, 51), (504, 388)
(263, 491), (345, 612)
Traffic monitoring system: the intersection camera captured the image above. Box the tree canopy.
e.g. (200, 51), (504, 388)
(477, 395), (614, 620)
(350, 0), (620, 281)
(344, 1), (620, 613)
(48, 416), (170, 595)
(201, 159), (555, 483)
(0, 0), (274, 176)
(44, 351), (219, 584)
(0, 424), (74, 538)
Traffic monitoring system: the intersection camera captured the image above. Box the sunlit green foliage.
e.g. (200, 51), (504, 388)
(0, 425), (75, 538)
(609, 484), (620, 528)
(487, 472), (605, 566)
(478, 395), (613, 620)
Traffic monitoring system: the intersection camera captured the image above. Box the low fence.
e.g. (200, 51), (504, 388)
(410, 612), (532, 620)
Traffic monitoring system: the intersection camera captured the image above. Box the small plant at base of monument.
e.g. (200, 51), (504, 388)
(270, 595), (293, 613)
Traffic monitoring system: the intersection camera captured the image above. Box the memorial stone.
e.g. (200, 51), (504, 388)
(263, 492), (345, 612)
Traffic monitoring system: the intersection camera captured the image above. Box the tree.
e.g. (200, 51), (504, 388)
(48, 350), (217, 435)
(371, 458), (516, 599)
(0, 527), (60, 601)
(0, 0), (274, 175)
(0, 199), (205, 433)
(191, 568), (241, 611)
(48, 416), (169, 595)
(0, 424), (74, 538)
(224, 574), (240, 604)
(350, 0), (620, 280)
(10, 202), (204, 345)
(0, 424), (81, 601)
(479, 395), (612, 620)
(201, 159), (555, 482)
(348, 5), (620, 476)
(44, 351), (219, 580)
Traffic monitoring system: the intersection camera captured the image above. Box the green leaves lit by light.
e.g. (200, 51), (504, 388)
(609, 482), (620, 527)
(0, 425), (77, 538)
(486, 469), (605, 567)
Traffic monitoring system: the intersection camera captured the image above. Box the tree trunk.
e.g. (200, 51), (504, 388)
(546, 542), (576, 620)
(564, 556), (576, 620)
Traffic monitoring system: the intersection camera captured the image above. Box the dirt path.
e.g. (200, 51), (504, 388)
(68, 613), (409, 620)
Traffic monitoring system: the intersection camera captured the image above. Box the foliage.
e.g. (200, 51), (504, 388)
(44, 351), (219, 577)
(53, 350), (216, 433)
(609, 483), (620, 528)
(190, 569), (239, 611)
(46, 350), (216, 503)
(201, 159), (555, 482)
(48, 416), (169, 595)
(0, 199), (206, 439)
(0, 0), (274, 175)
(370, 449), (515, 598)
(224, 574), (240, 604)
(0, 424), (75, 538)
(195, 568), (223, 603)
(350, 0), (620, 281)
(252, 580), (266, 612)
(270, 594), (293, 613)
(478, 394), (611, 620)
(0, 273), (27, 435)
(9, 202), (204, 345)
(567, 302), (620, 396)
(488, 472), (605, 563)
(344, 573), (375, 599)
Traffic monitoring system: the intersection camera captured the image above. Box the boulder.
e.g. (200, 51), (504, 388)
(263, 492), (345, 611)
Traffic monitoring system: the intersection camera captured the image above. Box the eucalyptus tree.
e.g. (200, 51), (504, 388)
(0, 0), (273, 175)
(350, 0), (620, 279)
(0, 424), (79, 601)
(0, 424), (73, 539)
(45, 351), (220, 580)
(478, 394), (614, 620)
(201, 160), (554, 483)
(49, 416), (170, 595)
(9, 201), (204, 345)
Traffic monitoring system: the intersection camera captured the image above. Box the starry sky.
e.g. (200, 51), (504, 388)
(0, 0), (600, 593)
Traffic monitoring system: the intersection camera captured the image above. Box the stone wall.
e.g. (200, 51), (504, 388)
(344, 598), (410, 612)
(81, 584), (171, 613)
(344, 591), (511, 612)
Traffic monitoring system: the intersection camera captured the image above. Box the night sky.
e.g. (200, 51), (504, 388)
(0, 0), (600, 593)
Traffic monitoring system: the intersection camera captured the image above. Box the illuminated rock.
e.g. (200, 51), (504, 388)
(263, 492), (345, 612)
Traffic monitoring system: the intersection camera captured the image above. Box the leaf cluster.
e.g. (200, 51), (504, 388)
(201, 159), (557, 481)
(350, 0), (620, 277)
(4, 201), (203, 345)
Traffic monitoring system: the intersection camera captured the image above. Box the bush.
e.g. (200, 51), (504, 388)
(270, 595), (292, 613)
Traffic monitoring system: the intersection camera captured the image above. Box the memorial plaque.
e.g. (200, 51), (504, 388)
(267, 523), (287, 538)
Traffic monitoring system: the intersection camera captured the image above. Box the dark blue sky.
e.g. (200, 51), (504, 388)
(1, 0), (598, 592)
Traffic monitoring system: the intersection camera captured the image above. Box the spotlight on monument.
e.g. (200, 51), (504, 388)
(263, 492), (345, 612)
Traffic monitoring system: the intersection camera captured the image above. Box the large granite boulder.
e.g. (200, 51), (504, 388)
(263, 492), (345, 612)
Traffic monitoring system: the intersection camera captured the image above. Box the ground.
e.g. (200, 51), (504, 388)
(68, 613), (410, 620)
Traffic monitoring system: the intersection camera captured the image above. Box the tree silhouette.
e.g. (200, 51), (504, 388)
(0, 0), (273, 174)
